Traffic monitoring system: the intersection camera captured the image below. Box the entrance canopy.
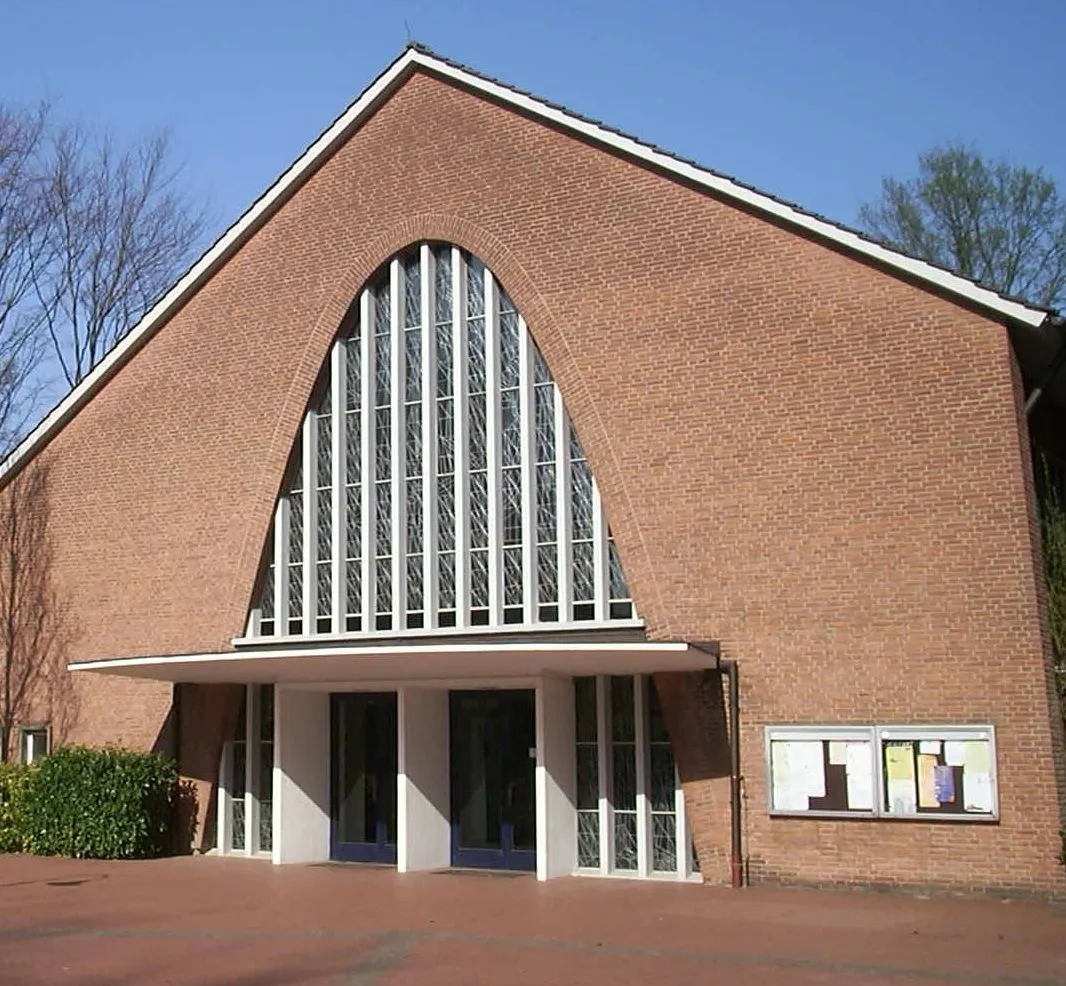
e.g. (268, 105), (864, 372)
(68, 638), (718, 685)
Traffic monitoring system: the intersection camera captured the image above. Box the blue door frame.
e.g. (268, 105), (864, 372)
(330, 692), (398, 864)
(449, 689), (536, 872)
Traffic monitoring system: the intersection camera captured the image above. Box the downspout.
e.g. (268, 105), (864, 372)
(719, 658), (743, 888)
(1024, 315), (1066, 416)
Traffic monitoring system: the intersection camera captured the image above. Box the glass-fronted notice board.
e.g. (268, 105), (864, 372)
(766, 725), (997, 821)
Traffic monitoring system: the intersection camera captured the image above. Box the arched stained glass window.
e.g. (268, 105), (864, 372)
(246, 244), (635, 639)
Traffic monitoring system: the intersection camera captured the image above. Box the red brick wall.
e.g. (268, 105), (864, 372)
(20, 68), (1065, 891)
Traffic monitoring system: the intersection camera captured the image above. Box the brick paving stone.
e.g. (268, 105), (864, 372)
(1, 855), (1065, 985)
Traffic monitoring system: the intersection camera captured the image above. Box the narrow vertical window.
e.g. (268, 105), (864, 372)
(499, 290), (523, 623)
(373, 283), (392, 630)
(403, 255), (424, 628)
(466, 256), (489, 625)
(574, 676), (600, 867)
(570, 421), (595, 620)
(610, 675), (638, 871)
(647, 679), (677, 872)
(533, 350), (558, 622)
(257, 685), (274, 853)
(344, 331), (362, 632)
(230, 691), (248, 851)
(434, 245), (457, 627)
(258, 524), (275, 636)
(286, 448), (304, 635)
(315, 378), (332, 633)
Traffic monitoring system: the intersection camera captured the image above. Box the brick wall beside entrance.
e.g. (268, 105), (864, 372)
(13, 67), (1064, 893)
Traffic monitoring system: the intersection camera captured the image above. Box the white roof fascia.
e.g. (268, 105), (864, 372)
(2, 46), (1048, 486)
(68, 639), (695, 673)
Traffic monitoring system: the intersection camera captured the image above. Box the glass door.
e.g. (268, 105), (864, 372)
(449, 689), (536, 871)
(331, 692), (398, 863)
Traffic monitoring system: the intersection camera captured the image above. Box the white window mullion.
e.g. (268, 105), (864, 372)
(421, 244), (438, 629)
(273, 499), (288, 632)
(359, 290), (374, 632)
(592, 486), (609, 622)
(244, 684), (256, 857)
(485, 270), (503, 625)
(330, 341), (345, 633)
(596, 675), (610, 875)
(675, 765), (691, 880)
(218, 741), (233, 852)
(634, 675), (651, 878)
(554, 388), (573, 623)
(452, 249), (469, 627)
(390, 258), (406, 628)
(301, 415), (315, 635)
(518, 318), (536, 623)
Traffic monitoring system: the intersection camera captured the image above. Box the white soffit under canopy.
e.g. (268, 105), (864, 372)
(68, 641), (716, 684)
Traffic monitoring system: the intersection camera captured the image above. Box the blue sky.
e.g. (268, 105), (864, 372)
(2, 0), (1064, 264)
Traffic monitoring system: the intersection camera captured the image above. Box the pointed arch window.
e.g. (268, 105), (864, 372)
(247, 244), (635, 639)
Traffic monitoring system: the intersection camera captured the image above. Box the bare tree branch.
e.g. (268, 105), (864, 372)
(31, 124), (207, 388)
(858, 144), (1066, 309)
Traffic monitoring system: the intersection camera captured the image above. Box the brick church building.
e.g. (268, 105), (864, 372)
(4, 46), (1064, 894)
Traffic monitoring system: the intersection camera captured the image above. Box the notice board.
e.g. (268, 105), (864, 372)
(766, 725), (997, 821)
(878, 726), (997, 819)
(766, 727), (876, 817)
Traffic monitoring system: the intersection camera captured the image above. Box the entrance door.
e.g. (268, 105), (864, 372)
(331, 692), (397, 863)
(449, 689), (536, 871)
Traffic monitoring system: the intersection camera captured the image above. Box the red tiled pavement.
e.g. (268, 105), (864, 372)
(1, 854), (1065, 985)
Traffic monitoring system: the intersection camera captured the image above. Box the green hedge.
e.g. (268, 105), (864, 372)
(0, 762), (32, 853)
(13, 746), (179, 859)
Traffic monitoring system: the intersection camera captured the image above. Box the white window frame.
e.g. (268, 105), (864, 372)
(242, 244), (639, 646)
(217, 685), (275, 857)
(576, 674), (698, 882)
(19, 725), (50, 765)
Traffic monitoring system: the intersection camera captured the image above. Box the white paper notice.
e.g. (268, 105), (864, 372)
(944, 741), (966, 766)
(887, 778), (917, 814)
(790, 740), (826, 799)
(964, 773), (995, 813)
(919, 740), (942, 755)
(844, 742), (873, 810)
(828, 741), (848, 765)
(771, 743), (798, 811)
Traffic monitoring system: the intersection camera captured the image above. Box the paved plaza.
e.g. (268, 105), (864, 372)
(1, 854), (1065, 985)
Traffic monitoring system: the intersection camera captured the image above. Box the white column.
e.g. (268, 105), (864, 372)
(536, 675), (577, 881)
(397, 687), (451, 872)
(272, 688), (330, 864)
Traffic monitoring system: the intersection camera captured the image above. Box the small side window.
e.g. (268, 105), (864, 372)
(19, 726), (49, 765)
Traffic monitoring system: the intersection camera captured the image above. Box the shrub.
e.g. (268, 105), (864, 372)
(19, 746), (178, 859)
(0, 762), (32, 853)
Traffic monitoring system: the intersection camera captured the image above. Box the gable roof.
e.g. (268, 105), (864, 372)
(1, 44), (1056, 485)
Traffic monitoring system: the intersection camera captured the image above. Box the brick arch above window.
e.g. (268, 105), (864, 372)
(244, 242), (637, 640)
